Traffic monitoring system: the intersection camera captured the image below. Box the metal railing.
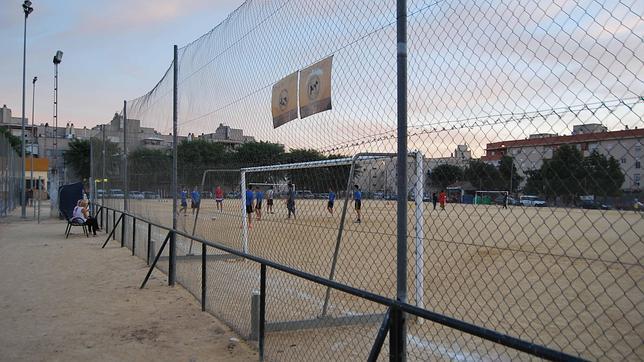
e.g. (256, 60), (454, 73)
(92, 203), (585, 362)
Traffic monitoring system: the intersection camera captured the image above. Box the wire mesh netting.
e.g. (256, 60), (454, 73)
(0, 133), (23, 217)
(90, 0), (643, 360)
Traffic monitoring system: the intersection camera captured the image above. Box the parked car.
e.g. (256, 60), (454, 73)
(296, 190), (315, 199)
(226, 191), (241, 199)
(520, 195), (546, 207)
(129, 191), (144, 200)
(96, 189), (106, 198)
(110, 189), (125, 199)
(581, 200), (611, 210)
(373, 192), (385, 200)
(143, 191), (160, 199)
(201, 191), (213, 199)
(494, 195), (520, 206)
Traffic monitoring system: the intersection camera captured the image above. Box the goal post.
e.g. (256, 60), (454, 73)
(239, 151), (427, 316)
(474, 190), (509, 206)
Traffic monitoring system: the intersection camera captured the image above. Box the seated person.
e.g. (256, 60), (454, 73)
(73, 200), (100, 236)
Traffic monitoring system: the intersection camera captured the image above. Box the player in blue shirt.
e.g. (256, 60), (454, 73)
(245, 186), (254, 229)
(255, 187), (264, 221)
(191, 187), (201, 215)
(353, 185), (362, 223)
(327, 189), (336, 215)
(179, 188), (188, 215)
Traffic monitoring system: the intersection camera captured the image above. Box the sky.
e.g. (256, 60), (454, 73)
(0, 0), (244, 128)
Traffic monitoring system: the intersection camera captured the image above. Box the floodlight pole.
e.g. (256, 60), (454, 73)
(52, 50), (62, 215)
(394, 0), (408, 360)
(20, 1), (34, 218)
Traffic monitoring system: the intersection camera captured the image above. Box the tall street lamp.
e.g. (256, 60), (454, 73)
(20, 0), (34, 218)
(52, 50), (63, 212)
(31, 76), (37, 218)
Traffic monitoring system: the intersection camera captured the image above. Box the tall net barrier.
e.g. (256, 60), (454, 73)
(0, 133), (22, 217)
(91, 0), (644, 360)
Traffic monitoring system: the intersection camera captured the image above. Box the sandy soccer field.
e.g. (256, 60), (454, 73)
(112, 197), (642, 360)
(0, 213), (256, 362)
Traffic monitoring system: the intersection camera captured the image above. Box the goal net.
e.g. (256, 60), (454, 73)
(474, 190), (509, 205)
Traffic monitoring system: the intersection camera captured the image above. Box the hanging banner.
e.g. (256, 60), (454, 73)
(299, 56), (333, 118)
(271, 71), (299, 128)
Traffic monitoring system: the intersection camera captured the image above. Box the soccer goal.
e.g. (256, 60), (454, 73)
(240, 151), (427, 318)
(474, 190), (509, 206)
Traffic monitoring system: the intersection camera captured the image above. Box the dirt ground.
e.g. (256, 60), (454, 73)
(109, 197), (643, 361)
(0, 211), (256, 362)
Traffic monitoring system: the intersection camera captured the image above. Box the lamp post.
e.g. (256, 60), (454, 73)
(52, 50), (63, 213)
(20, 0), (34, 218)
(31, 76), (37, 217)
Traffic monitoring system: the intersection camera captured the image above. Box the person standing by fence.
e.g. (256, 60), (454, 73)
(215, 185), (224, 213)
(286, 182), (296, 219)
(266, 186), (275, 214)
(353, 185), (362, 223)
(245, 186), (255, 228)
(255, 186), (264, 221)
(439, 190), (446, 210)
(191, 187), (201, 215)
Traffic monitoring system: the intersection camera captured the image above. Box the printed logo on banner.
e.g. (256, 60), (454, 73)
(299, 56), (333, 119)
(271, 71), (299, 129)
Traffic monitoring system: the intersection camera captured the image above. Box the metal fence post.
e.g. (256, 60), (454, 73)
(132, 217), (136, 256)
(122, 100), (128, 248)
(390, 306), (404, 362)
(240, 170), (248, 253)
(201, 242), (206, 311)
(121, 213), (125, 247)
(147, 223), (152, 265)
(112, 210), (116, 240)
(169, 44), (178, 286)
(259, 264), (266, 361)
(395, 0), (408, 358)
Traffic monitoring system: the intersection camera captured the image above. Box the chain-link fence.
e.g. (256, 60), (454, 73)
(91, 0), (643, 360)
(0, 132), (22, 217)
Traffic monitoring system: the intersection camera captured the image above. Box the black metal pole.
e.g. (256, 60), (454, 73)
(259, 264), (266, 361)
(121, 213), (125, 247)
(132, 217), (136, 256)
(122, 100), (128, 248)
(368, 308), (391, 362)
(102, 213), (123, 249)
(170, 44), (178, 286)
(201, 242), (206, 311)
(141, 231), (171, 289)
(390, 306), (403, 362)
(147, 223), (152, 265)
(112, 210), (116, 240)
(395, 0), (408, 360)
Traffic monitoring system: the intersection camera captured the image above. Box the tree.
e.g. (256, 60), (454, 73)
(581, 150), (624, 198)
(523, 169), (544, 195)
(234, 141), (285, 167)
(128, 148), (171, 191)
(0, 127), (22, 154)
(429, 164), (463, 189)
(464, 160), (502, 190)
(498, 155), (523, 193)
(541, 145), (585, 203)
(64, 139), (91, 181)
